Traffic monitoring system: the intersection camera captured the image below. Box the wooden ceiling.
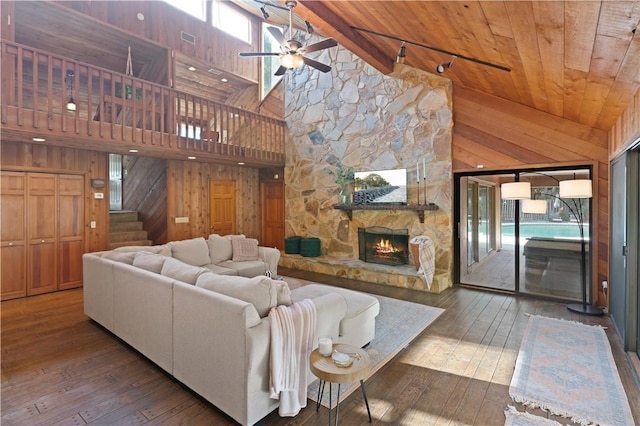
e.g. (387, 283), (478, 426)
(232, 0), (640, 132)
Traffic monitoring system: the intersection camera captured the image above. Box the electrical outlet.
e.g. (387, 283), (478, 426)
(94, 192), (104, 199)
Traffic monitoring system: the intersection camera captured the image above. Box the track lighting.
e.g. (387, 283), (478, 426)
(305, 20), (314, 34)
(436, 56), (456, 74)
(396, 43), (406, 64)
(260, 6), (269, 20)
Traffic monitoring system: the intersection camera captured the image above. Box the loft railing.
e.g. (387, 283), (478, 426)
(0, 40), (285, 165)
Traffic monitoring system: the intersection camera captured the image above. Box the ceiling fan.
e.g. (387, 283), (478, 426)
(239, 0), (337, 75)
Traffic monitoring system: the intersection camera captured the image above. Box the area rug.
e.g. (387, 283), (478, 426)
(304, 288), (444, 408)
(509, 315), (634, 425)
(504, 406), (563, 426)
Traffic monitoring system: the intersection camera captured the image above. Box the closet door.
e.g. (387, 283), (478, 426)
(27, 173), (57, 296)
(1, 172), (27, 300)
(58, 175), (84, 290)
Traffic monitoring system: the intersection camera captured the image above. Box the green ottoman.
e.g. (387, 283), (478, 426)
(284, 236), (302, 254)
(300, 237), (321, 257)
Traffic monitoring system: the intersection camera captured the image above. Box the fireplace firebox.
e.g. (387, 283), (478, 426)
(358, 227), (409, 266)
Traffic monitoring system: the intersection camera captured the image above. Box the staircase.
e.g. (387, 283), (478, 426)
(109, 211), (153, 249)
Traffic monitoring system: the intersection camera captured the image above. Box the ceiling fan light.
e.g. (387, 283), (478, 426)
(501, 182), (531, 200)
(522, 199), (547, 214)
(559, 179), (592, 198)
(280, 53), (303, 69)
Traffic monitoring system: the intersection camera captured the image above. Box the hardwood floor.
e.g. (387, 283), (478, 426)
(2, 268), (639, 425)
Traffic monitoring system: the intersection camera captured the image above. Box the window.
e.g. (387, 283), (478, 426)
(211, 1), (251, 43)
(261, 23), (283, 98)
(163, 0), (206, 21)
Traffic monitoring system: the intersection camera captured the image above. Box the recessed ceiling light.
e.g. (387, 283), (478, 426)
(221, 78), (228, 83)
(476, 164), (484, 168)
(187, 156), (196, 160)
(188, 66), (196, 71)
(137, 12), (145, 21)
(129, 149), (138, 153)
(32, 137), (46, 142)
(238, 162), (245, 165)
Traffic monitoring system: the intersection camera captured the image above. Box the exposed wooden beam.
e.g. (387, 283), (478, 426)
(295, 0), (394, 74)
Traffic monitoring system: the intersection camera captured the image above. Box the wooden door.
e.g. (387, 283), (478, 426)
(1, 172), (27, 300)
(58, 175), (84, 290)
(261, 181), (284, 249)
(27, 173), (57, 296)
(209, 180), (236, 235)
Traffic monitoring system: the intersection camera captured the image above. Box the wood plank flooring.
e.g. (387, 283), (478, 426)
(2, 268), (639, 425)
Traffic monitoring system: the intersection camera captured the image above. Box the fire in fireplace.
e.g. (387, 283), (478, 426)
(358, 227), (409, 266)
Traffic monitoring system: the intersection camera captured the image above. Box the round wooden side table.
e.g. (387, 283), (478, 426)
(309, 343), (372, 426)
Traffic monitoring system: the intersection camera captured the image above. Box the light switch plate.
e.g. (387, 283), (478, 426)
(175, 217), (189, 224)
(94, 193), (104, 199)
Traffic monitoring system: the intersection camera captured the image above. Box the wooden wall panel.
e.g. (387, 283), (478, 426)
(0, 0), (14, 40)
(0, 140), (109, 254)
(166, 160), (260, 242)
(122, 156), (168, 245)
(452, 86), (610, 307)
(258, 81), (284, 119)
(57, 1), (260, 83)
(609, 87), (640, 159)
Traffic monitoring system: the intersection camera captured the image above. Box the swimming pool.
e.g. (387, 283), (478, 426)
(502, 222), (588, 240)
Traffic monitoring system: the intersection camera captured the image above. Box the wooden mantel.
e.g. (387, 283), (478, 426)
(334, 203), (439, 223)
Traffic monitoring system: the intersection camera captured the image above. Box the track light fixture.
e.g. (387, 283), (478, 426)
(396, 43), (406, 64)
(351, 26), (511, 72)
(305, 20), (314, 34)
(436, 55), (456, 74)
(260, 6), (269, 20)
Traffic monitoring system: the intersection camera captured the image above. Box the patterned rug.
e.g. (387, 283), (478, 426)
(509, 315), (634, 425)
(504, 406), (563, 426)
(304, 289), (444, 408)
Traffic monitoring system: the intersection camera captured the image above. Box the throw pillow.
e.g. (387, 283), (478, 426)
(207, 234), (233, 264)
(169, 237), (210, 266)
(195, 274), (277, 317)
(132, 251), (167, 273)
(160, 257), (210, 284)
(272, 278), (292, 306)
(101, 251), (137, 264)
(114, 245), (164, 254)
(231, 237), (260, 262)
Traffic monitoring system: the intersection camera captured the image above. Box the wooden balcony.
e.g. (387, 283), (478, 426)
(0, 40), (285, 166)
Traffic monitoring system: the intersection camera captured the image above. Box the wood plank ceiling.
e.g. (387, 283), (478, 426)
(232, 0), (640, 132)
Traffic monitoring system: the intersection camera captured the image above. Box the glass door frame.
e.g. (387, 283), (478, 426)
(454, 164), (594, 299)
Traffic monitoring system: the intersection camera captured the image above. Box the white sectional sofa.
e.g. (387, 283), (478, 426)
(83, 235), (380, 426)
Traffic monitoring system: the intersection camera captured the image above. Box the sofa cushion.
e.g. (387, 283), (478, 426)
(231, 237), (260, 262)
(132, 252), (167, 273)
(114, 244), (171, 256)
(101, 251), (137, 264)
(217, 260), (266, 278)
(161, 257), (210, 284)
(195, 274), (277, 317)
(170, 237), (210, 267)
(207, 234), (233, 264)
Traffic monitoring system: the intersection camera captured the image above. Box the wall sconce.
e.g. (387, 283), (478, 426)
(260, 6), (269, 20)
(66, 70), (76, 111)
(436, 55), (457, 74)
(396, 43), (406, 64)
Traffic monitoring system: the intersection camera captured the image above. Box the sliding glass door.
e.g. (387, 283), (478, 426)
(456, 167), (592, 302)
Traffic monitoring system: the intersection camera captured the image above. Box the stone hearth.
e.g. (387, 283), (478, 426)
(279, 253), (449, 293)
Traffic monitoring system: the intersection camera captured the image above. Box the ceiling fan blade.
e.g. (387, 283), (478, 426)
(239, 52), (280, 57)
(267, 26), (289, 49)
(302, 56), (331, 73)
(274, 65), (287, 76)
(302, 38), (338, 54)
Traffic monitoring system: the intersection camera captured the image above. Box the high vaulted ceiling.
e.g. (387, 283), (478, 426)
(232, 0), (640, 132)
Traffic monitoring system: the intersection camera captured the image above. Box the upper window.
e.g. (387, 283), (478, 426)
(212, 1), (252, 43)
(163, 0), (206, 21)
(261, 23), (283, 99)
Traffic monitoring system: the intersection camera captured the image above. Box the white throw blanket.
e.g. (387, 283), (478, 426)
(410, 235), (435, 290)
(269, 298), (316, 417)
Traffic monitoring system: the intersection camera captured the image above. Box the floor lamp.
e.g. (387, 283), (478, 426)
(503, 177), (603, 316)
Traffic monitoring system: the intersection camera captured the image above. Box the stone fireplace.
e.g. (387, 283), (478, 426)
(358, 227), (409, 266)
